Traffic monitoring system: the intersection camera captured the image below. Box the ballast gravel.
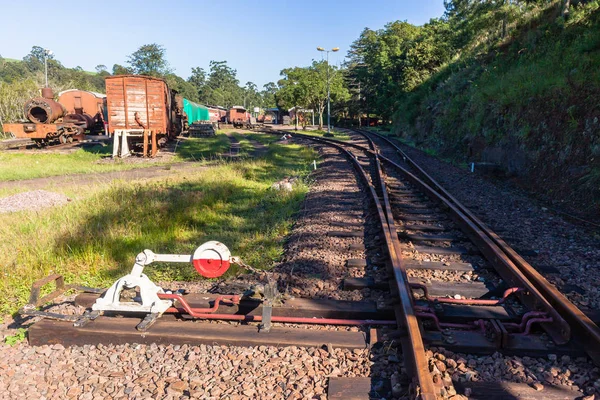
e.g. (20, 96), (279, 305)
(0, 342), (372, 400)
(0, 190), (70, 213)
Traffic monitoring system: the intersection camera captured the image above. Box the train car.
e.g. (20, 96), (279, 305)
(207, 106), (227, 124)
(58, 89), (106, 134)
(1, 87), (88, 145)
(105, 75), (183, 157)
(227, 106), (247, 128)
(183, 99), (210, 125)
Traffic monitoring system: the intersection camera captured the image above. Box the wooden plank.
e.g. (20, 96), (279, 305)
(74, 293), (392, 321)
(405, 261), (474, 272)
(343, 277), (374, 290)
(29, 316), (369, 349)
(346, 259), (367, 268)
(328, 230), (363, 238)
(402, 224), (447, 232)
(336, 200), (358, 206)
(343, 278), (388, 291)
(455, 380), (582, 400)
(395, 203), (435, 210)
(398, 215), (446, 222)
(400, 233), (462, 242)
(412, 245), (471, 255)
(328, 377), (371, 400)
(388, 189), (414, 195)
(396, 208), (441, 215)
(349, 243), (366, 251)
(330, 221), (363, 228)
(409, 278), (493, 298)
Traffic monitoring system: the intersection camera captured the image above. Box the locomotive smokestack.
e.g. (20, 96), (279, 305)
(41, 87), (54, 100)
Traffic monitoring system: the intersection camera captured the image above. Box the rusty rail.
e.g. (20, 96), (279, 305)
(289, 131), (438, 400)
(358, 129), (600, 365)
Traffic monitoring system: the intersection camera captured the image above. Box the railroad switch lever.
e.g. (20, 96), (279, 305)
(259, 281), (278, 333)
(92, 241), (235, 316)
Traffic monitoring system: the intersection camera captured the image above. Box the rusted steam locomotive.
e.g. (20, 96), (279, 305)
(2, 87), (106, 146)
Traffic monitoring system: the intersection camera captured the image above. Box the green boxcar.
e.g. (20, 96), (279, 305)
(183, 98), (210, 124)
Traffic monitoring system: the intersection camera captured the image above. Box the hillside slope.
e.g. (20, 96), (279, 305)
(393, 4), (600, 216)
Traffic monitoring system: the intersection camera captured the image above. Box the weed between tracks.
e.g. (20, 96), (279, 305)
(0, 142), (316, 317)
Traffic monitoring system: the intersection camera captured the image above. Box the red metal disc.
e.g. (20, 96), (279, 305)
(192, 258), (230, 278)
(192, 241), (232, 278)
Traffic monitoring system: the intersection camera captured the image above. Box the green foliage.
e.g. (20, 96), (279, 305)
(126, 43), (172, 76)
(4, 328), (26, 346)
(0, 78), (39, 127)
(278, 61), (349, 129)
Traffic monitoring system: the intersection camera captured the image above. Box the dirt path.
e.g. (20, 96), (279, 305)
(223, 133), (269, 158)
(0, 162), (208, 191)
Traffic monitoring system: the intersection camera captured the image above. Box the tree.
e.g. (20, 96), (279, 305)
(112, 64), (131, 75)
(165, 74), (200, 102)
(278, 61), (349, 129)
(126, 44), (172, 76)
(243, 81), (261, 109)
(188, 67), (206, 100)
(95, 65), (108, 74)
(261, 82), (278, 108)
(22, 46), (52, 72)
(202, 61), (244, 107)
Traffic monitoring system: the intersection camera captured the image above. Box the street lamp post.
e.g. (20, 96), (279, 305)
(44, 49), (52, 88)
(317, 46), (339, 135)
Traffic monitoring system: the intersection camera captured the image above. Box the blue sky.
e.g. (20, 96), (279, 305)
(0, 0), (446, 88)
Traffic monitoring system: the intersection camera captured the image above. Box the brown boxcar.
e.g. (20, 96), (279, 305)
(227, 106), (247, 128)
(105, 75), (178, 136)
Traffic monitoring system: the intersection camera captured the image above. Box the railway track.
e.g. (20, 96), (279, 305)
(287, 128), (600, 398)
(19, 128), (600, 399)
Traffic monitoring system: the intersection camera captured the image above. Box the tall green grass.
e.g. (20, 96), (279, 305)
(0, 142), (316, 316)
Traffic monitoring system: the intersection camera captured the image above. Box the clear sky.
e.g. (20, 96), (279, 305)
(0, 0), (446, 88)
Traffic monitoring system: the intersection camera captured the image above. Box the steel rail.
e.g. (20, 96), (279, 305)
(291, 131), (571, 344)
(288, 131), (437, 400)
(359, 129), (600, 364)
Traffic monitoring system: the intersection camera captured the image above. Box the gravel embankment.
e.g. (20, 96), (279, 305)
(389, 136), (600, 318)
(0, 190), (70, 213)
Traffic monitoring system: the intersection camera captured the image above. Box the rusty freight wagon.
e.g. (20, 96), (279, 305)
(226, 106), (248, 128)
(58, 89), (106, 134)
(105, 75), (183, 157)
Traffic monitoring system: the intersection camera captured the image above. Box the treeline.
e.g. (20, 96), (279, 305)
(344, 0), (600, 210)
(0, 44), (278, 130)
(111, 44), (278, 110)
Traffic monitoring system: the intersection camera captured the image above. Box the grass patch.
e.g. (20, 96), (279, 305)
(243, 133), (280, 145)
(174, 133), (231, 161)
(0, 133), (235, 181)
(0, 142), (316, 317)
(300, 129), (351, 141)
(230, 133), (256, 156)
(0, 146), (163, 181)
(4, 328), (26, 345)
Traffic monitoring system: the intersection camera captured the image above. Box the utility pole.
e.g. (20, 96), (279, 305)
(317, 47), (339, 136)
(44, 49), (52, 88)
